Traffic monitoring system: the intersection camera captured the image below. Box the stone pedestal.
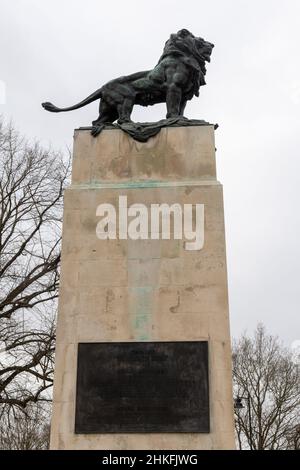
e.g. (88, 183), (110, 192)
(50, 125), (235, 450)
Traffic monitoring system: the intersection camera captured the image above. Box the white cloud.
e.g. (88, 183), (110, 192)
(0, 80), (6, 104)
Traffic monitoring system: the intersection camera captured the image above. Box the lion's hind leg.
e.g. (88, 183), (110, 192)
(91, 100), (118, 137)
(92, 99), (118, 126)
(117, 98), (135, 124)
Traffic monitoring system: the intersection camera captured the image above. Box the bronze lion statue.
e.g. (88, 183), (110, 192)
(42, 29), (214, 136)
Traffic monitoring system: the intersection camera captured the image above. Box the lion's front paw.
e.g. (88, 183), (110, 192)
(166, 113), (180, 119)
(117, 118), (132, 125)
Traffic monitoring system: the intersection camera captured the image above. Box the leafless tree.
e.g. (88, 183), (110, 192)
(284, 424), (300, 450)
(0, 118), (69, 430)
(0, 402), (51, 450)
(233, 324), (300, 450)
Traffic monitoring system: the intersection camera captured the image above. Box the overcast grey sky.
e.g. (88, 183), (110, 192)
(1, 0), (299, 344)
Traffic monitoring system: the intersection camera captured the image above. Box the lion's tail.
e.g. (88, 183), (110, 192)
(42, 88), (103, 113)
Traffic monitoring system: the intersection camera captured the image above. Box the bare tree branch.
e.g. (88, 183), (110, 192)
(0, 118), (70, 424)
(233, 324), (300, 450)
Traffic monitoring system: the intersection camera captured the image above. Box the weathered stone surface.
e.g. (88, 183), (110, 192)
(71, 126), (216, 184)
(50, 126), (235, 450)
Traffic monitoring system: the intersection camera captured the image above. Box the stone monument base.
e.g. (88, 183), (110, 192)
(50, 125), (235, 450)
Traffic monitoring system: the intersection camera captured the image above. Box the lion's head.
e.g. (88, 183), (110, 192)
(162, 29), (214, 68)
(194, 36), (214, 63)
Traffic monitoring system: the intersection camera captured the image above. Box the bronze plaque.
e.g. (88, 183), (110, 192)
(75, 341), (209, 433)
